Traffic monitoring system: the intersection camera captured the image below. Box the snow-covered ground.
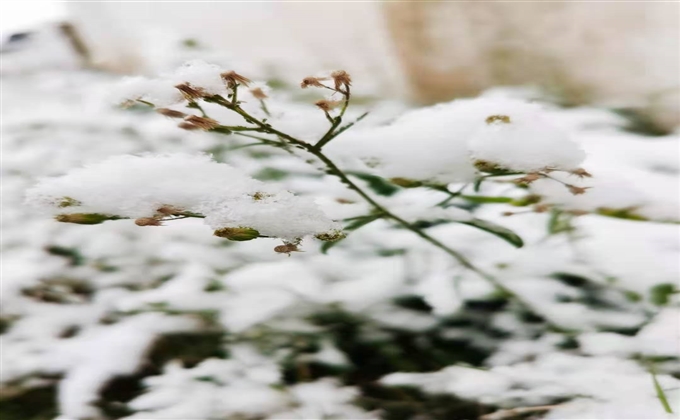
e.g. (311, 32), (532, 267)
(1, 47), (679, 420)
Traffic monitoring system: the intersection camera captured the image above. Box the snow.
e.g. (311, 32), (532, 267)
(26, 153), (340, 241)
(3, 49), (679, 420)
(329, 97), (585, 183)
(383, 353), (680, 418)
(110, 60), (230, 106)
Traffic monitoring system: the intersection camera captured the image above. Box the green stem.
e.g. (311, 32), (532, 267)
(259, 99), (271, 117)
(325, 111), (369, 143)
(203, 99), (565, 331)
(187, 101), (209, 117)
(435, 183), (469, 207)
(313, 87), (351, 150)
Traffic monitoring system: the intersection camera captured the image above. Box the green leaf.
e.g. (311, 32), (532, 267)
(321, 214), (383, 254)
(44, 245), (85, 266)
(473, 177), (484, 192)
(459, 219), (524, 248)
(460, 195), (514, 204)
(348, 172), (400, 196)
(650, 283), (677, 306)
(548, 209), (574, 235)
(651, 366), (674, 414)
(55, 213), (126, 225)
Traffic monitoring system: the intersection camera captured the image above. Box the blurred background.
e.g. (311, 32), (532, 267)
(3, 1), (679, 130)
(1, 2), (679, 420)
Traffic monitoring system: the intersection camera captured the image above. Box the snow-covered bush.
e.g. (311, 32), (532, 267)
(3, 59), (679, 420)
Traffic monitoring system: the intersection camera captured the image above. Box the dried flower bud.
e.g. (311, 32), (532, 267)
(330, 70), (352, 91)
(178, 122), (201, 131)
(156, 205), (182, 215)
(135, 217), (162, 226)
(566, 185), (590, 195)
(570, 168), (592, 178)
(514, 173), (542, 185)
(502, 211), (515, 216)
(250, 87), (268, 100)
(55, 213), (120, 225)
(58, 197), (81, 208)
(175, 83), (207, 101)
(214, 227), (260, 241)
(184, 115), (220, 130)
(473, 160), (502, 173)
(314, 230), (346, 242)
(485, 115), (511, 124)
(220, 71), (251, 88)
(389, 178), (423, 188)
(156, 108), (187, 119)
(567, 209), (589, 216)
(314, 99), (342, 112)
(300, 76), (327, 89)
(533, 204), (551, 213)
(274, 244), (301, 256)
(250, 192), (273, 201)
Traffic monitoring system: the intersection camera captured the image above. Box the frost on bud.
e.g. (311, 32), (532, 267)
(570, 168), (592, 178)
(184, 115), (220, 130)
(314, 230), (346, 242)
(55, 213), (122, 225)
(175, 83), (207, 101)
(389, 178), (423, 188)
(566, 185), (590, 195)
(330, 70), (352, 92)
(485, 115), (511, 124)
(135, 217), (162, 226)
(58, 196), (81, 208)
(213, 227), (260, 241)
(300, 77), (327, 89)
(220, 71), (251, 88)
(156, 108), (187, 119)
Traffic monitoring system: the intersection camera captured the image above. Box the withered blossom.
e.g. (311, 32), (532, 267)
(250, 87), (268, 99)
(135, 217), (162, 226)
(570, 168), (592, 178)
(314, 99), (342, 112)
(221, 71), (251, 88)
(330, 70), (352, 91)
(175, 83), (207, 101)
(300, 76), (327, 89)
(567, 185), (590, 195)
(184, 115), (220, 130)
(178, 122), (202, 131)
(156, 108), (187, 119)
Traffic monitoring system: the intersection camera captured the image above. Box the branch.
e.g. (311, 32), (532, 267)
(199, 98), (568, 332)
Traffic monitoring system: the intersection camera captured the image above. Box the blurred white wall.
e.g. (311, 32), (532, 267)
(66, 2), (407, 96)
(67, 1), (679, 129)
